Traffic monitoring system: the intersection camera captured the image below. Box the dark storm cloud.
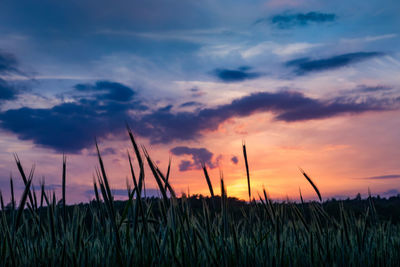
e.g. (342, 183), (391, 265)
(260, 12), (336, 29)
(286, 52), (384, 75)
(170, 146), (216, 171)
(137, 91), (394, 144)
(212, 67), (261, 82)
(0, 81), (145, 153)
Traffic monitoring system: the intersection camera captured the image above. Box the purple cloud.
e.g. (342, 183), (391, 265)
(170, 146), (217, 171)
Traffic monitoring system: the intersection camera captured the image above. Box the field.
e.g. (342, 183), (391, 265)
(1, 129), (399, 266)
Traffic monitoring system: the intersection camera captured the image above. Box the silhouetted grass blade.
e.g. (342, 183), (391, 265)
(0, 190), (4, 211)
(95, 141), (123, 263)
(242, 142), (251, 200)
(299, 168), (322, 202)
(0, 126), (399, 266)
(14, 154), (35, 212)
(62, 154), (67, 224)
(163, 156), (171, 192)
(202, 163), (214, 198)
(14, 177), (32, 231)
(143, 147), (168, 203)
(10, 176), (15, 211)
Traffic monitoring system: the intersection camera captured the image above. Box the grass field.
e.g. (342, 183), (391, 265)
(1, 128), (399, 266)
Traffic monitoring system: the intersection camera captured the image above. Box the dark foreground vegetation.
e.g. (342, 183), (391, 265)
(1, 128), (399, 266)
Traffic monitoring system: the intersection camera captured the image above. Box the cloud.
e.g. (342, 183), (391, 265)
(257, 12), (336, 29)
(75, 80), (136, 102)
(338, 85), (393, 98)
(0, 79), (18, 101)
(362, 174), (400, 180)
(231, 156), (238, 164)
(0, 80), (145, 153)
(286, 52), (384, 75)
(188, 87), (206, 98)
(212, 66), (261, 82)
(355, 85), (392, 93)
(0, 51), (23, 102)
(0, 50), (20, 75)
(170, 146), (217, 171)
(340, 34), (398, 44)
(1, 85), (397, 152)
(179, 101), (202, 108)
(137, 91), (396, 144)
(242, 41), (322, 58)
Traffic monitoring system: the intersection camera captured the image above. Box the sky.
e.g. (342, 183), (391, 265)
(0, 0), (400, 204)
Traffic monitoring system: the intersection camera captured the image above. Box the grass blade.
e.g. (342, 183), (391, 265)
(299, 168), (322, 202)
(163, 156), (172, 192)
(156, 165), (176, 199)
(62, 154), (67, 224)
(10, 175), (15, 211)
(14, 154), (35, 212)
(0, 190), (4, 211)
(202, 164), (214, 198)
(127, 125), (145, 196)
(14, 177), (32, 231)
(242, 141), (251, 200)
(143, 147), (168, 202)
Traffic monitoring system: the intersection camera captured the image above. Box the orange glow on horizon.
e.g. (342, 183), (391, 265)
(1, 109), (400, 204)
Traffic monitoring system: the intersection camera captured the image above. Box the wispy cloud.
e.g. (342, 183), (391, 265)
(0, 79), (18, 101)
(354, 85), (392, 93)
(0, 50), (20, 75)
(179, 101), (202, 108)
(340, 34), (398, 44)
(362, 174), (400, 180)
(96, 28), (242, 44)
(0, 50), (23, 102)
(241, 42), (322, 58)
(285, 52), (384, 75)
(256, 12), (336, 29)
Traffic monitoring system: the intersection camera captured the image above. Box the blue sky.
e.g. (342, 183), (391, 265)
(0, 0), (400, 202)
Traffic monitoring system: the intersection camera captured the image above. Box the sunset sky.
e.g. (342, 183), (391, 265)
(1, 0), (400, 203)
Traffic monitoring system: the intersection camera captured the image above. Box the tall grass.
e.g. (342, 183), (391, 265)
(0, 129), (399, 266)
